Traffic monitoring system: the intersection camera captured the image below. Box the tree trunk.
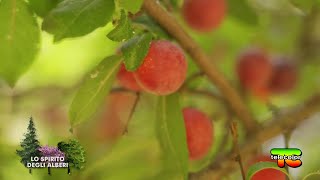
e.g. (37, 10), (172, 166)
(48, 167), (51, 175)
(68, 166), (71, 174)
(29, 168), (32, 174)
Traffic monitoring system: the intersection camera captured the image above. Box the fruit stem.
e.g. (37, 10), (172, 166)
(183, 89), (223, 102)
(143, 0), (259, 133)
(123, 92), (141, 134)
(179, 71), (205, 90)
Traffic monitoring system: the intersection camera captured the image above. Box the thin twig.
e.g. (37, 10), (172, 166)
(191, 95), (320, 179)
(182, 89), (224, 102)
(180, 71), (205, 90)
(142, 0), (259, 132)
(229, 121), (246, 180)
(128, 10), (145, 20)
(180, 71), (223, 102)
(123, 92), (141, 134)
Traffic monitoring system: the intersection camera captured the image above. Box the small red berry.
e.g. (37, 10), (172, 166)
(236, 48), (273, 91)
(134, 40), (187, 95)
(248, 155), (286, 180)
(269, 58), (298, 94)
(182, 0), (226, 32)
(183, 107), (213, 160)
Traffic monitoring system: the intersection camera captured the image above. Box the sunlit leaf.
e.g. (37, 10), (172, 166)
(0, 0), (40, 86)
(42, 0), (115, 41)
(69, 55), (121, 127)
(156, 94), (188, 179)
(117, 0), (143, 14)
(121, 33), (153, 71)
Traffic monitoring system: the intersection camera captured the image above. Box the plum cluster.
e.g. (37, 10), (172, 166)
(236, 48), (298, 99)
(112, 2), (298, 163)
(117, 39), (214, 159)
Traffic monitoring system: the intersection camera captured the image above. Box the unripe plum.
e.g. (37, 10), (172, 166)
(248, 155), (286, 180)
(183, 107), (213, 160)
(182, 0), (226, 32)
(269, 59), (298, 94)
(117, 64), (141, 91)
(236, 48), (273, 91)
(134, 40), (187, 95)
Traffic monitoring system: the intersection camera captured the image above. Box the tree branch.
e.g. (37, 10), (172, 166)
(142, 0), (258, 132)
(190, 95), (320, 179)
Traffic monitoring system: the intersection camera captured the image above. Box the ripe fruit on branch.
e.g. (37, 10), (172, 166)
(247, 155), (286, 180)
(182, 107), (213, 160)
(182, 0), (226, 32)
(269, 58), (298, 94)
(134, 40), (187, 95)
(236, 48), (273, 91)
(117, 64), (141, 91)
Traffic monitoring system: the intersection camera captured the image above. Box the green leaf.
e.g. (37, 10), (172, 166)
(0, 0), (40, 86)
(117, 0), (143, 13)
(246, 162), (292, 180)
(42, 0), (115, 42)
(133, 14), (170, 39)
(227, 0), (258, 25)
(28, 0), (61, 17)
(156, 94), (188, 179)
(121, 33), (153, 71)
(69, 55), (121, 127)
(107, 10), (134, 42)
